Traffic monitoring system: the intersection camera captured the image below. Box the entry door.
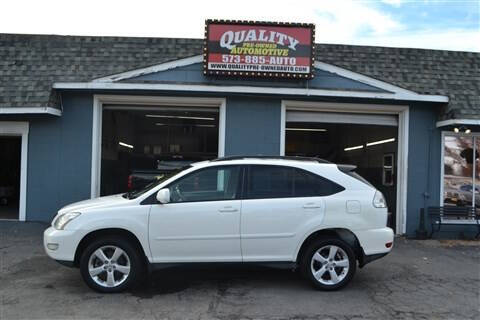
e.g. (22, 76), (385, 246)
(241, 165), (328, 262)
(148, 165), (242, 262)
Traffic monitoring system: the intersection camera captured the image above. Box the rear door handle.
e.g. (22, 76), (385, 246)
(303, 203), (321, 209)
(218, 207), (239, 213)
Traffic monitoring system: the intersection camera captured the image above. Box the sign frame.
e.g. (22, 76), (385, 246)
(203, 19), (316, 79)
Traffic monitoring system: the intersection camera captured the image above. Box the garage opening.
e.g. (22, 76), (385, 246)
(0, 136), (21, 220)
(101, 105), (220, 196)
(285, 111), (398, 231)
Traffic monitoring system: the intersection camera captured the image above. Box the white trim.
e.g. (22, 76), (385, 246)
(54, 81), (449, 103)
(83, 55), (448, 104)
(91, 95), (226, 198)
(280, 101), (409, 235)
(436, 119), (480, 128)
(93, 55), (203, 82)
(0, 107), (61, 116)
(280, 102), (286, 155)
(0, 121), (29, 221)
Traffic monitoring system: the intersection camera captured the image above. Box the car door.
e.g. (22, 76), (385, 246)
(148, 165), (243, 263)
(241, 165), (334, 262)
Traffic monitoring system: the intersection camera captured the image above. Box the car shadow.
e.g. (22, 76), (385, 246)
(129, 264), (304, 298)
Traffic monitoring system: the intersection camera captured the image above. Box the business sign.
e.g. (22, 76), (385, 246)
(204, 20), (315, 79)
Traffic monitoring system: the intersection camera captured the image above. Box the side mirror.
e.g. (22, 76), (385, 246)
(156, 188), (170, 204)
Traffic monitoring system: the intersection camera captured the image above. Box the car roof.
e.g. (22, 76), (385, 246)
(189, 156), (343, 169)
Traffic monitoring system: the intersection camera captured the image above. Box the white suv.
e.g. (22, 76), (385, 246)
(44, 156), (394, 292)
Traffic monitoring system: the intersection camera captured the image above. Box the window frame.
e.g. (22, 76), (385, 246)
(162, 164), (244, 204)
(242, 164), (345, 200)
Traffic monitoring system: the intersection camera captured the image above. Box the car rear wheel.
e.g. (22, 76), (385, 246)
(80, 237), (142, 293)
(301, 238), (356, 290)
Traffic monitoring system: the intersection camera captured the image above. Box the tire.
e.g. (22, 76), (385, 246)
(80, 236), (143, 293)
(301, 237), (356, 291)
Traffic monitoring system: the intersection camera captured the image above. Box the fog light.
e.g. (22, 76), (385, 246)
(385, 242), (393, 248)
(47, 243), (59, 250)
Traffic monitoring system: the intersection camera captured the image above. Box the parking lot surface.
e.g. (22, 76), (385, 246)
(0, 221), (479, 320)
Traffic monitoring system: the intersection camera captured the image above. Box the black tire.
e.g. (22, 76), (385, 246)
(80, 236), (143, 293)
(301, 237), (356, 291)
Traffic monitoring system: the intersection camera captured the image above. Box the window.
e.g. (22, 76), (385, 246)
(246, 165), (344, 199)
(246, 166), (294, 199)
(443, 134), (479, 208)
(383, 153), (395, 186)
(294, 168), (345, 197)
(168, 166), (240, 203)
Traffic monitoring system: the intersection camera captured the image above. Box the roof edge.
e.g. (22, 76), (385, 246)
(52, 81), (449, 103)
(0, 107), (62, 116)
(436, 119), (480, 127)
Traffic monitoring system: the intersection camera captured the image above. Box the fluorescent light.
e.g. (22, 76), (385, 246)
(454, 127), (459, 133)
(465, 129), (471, 134)
(145, 114), (215, 121)
(286, 128), (327, 132)
(344, 145), (364, 151)
(119, 142), (133, 149)
(366, 138), (396, 147)
(155, 123), (215, 127)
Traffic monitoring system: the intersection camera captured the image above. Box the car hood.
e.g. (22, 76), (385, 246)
(58, 194), (127, 214)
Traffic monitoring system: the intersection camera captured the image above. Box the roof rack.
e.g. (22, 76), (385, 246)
(210, 156), (331, 164)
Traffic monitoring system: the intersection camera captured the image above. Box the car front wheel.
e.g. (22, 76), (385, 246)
(80, 237), (142, 293)
(302, 238), (356, 290)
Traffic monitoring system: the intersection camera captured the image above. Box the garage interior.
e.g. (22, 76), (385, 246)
(101, 105), (219, 196)
(0, 136), (21, 220)
(285, 112), (398, 230)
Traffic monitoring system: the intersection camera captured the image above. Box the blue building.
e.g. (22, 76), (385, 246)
(0, 34), (479, 237)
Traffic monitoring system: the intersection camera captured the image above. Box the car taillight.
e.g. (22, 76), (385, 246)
(127, 175), (132, 190)
(373, 190), (387, 208)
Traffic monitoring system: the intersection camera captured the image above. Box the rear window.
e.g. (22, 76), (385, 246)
(245, 165), (345, 199)
(345, 171), (373, 187)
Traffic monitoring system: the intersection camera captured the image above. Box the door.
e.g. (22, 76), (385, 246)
(241, 165), (336, 262)
(148, 165), (242, 262)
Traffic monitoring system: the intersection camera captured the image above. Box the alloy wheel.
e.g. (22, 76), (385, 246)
(310, 245), (350, 286)
(88, 245), (131, 288)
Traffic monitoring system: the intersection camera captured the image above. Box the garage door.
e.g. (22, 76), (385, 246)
(286, 111), (398, 126)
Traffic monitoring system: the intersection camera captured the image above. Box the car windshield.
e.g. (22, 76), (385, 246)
(123, 165), (192, 199)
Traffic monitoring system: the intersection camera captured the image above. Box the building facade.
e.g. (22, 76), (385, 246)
(0, 33), (479, 237)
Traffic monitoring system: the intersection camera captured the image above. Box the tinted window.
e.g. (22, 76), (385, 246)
(246, 166), (294, 199)
(294, 168), (345, 197)
(168, 166), (240, 203)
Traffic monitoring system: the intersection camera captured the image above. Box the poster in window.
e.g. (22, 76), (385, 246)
(443, 136), (474, 207)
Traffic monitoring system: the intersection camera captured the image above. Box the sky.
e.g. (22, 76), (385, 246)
(1, 0), (478, 52)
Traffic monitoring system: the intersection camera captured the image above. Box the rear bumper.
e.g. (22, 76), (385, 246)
(354, 227), (394, 255)
(358, 252), (389, 268)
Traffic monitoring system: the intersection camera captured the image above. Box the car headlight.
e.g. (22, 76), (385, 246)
(53, 212), (81, 230)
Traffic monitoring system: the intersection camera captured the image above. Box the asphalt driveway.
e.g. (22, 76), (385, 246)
(0, 221), (479, 320)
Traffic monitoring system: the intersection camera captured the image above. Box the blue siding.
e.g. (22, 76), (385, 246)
(26, 93), (93, 221)
(125, 63), (387, 92)
(225, 97), (281, 156)
(406, 103), (442, 236)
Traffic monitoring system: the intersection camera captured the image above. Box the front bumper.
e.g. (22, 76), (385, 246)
(43, 226), (79, 262)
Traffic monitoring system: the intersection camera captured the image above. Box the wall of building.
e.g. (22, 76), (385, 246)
(224, 96), (281, 156)
(3, 91), (468, 238)
(405, 103), (442, 236)
(26, 93), (93, 222)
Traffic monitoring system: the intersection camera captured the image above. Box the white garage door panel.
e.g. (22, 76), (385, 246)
(286, 111), (398, 126)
